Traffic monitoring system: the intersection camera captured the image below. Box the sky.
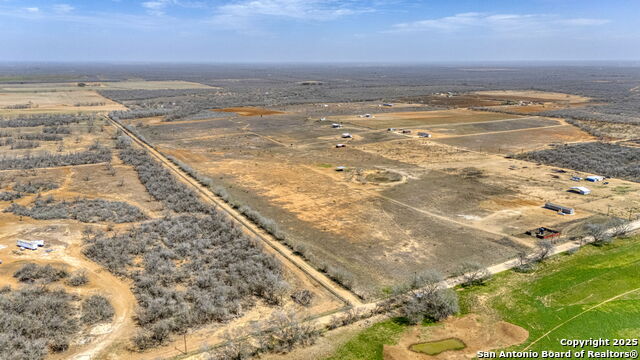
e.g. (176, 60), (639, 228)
(1, 0), (639, 62)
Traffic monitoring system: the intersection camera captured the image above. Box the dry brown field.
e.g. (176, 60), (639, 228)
(126, 90), (639, 300)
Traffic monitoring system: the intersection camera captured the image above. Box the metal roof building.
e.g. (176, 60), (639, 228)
(570, 186), (591, 195)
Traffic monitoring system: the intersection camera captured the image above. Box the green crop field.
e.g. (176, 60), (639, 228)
(462, 235), (640, 354)
(326, 235), (640, 359)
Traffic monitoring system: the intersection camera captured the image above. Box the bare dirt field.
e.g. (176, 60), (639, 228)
(432, 123), (594, 154)
(332, 109), (519, 129)
(212, 106), (285, 116)
(0, 90), (126, 114)
(126, 90), (636, 300)
(472, 90), (590, 103)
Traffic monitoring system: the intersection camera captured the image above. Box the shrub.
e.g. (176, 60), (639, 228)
(255, 311), (321, 354)
(13, 181), (59, 194)
(5, 197), (147, 223)
(81, 295), (114, 325)
(455, 261), (491, 287)
(584, 223), (613, 246)
(118, 142), (208, 213)
(83, 214), (286, 349)
(291, 289), (314, 306)
(535, 239), (555, 261)
(516, 142), (640, 183)
(402, 287), (459, 324)
(43, 126), (72, 134)
(11, 140), (40, 149)
(0, 286), (79, 358)
(19, 133), (63, 141)
(13, 263), (69, 283)
(0, 191), (23, 201)
(0, 113), (91, 128)
(0, 146), (111, 170)
(66, 270), (89, 286)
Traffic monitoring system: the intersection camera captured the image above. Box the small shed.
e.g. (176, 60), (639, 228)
(320, 117), (327, 121)
(418, 132), (432, 138)
(571, 176), (582, 181)
(544, 202), (575, 215)
(335, 166), (346, 171)
(341, 133), (353, 138)
(401, 129), (412, 134)
(387, 128), (396, 131)
(331, 123), (342, 128)
(586, 175), (604, 182)
(382, 103), (394, 107)
(569, 186), (591, 195)
(335, 144), (346, 148)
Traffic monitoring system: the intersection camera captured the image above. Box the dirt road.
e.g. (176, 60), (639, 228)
(107, 115), (640, 360)
(108, 117), (362, 308)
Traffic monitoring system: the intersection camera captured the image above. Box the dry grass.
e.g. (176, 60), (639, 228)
(212, 107), (285, 116)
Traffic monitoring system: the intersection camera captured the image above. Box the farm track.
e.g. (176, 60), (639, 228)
(302, 165), (535, 249)
(106, 114), (640, 360)
(107, 116), (363, 308)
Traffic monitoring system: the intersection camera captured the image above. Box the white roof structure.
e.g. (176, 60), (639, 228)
(570, 186), (591, 195)
(586, 175), (604, 182)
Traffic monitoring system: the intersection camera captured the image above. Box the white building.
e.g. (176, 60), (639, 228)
(570, 186), (591, 195)
(17, 240), (40, 250)
(586, 175), (604, 182)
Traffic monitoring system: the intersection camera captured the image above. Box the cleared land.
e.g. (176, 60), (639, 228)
(212, 106), (285, 116)
(472, 90), (590, 103)
(332, 109), (518, 129)
(124, 90), (637, 300)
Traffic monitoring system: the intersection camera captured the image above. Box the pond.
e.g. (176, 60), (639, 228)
(409, 338), (466, 355)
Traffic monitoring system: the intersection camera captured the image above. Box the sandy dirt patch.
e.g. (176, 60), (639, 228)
(212, 107), (285, 116)
(334, 109), (520, 129)
(473, 90), (589, 104)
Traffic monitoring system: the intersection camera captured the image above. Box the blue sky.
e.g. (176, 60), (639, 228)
(1, 0), (639, 62)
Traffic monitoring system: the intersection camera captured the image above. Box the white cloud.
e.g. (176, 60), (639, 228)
(24, 7), (39, 13)
(559, 18), (610, 26)
(142, 0), (174, 16)
(53, 4), (74, 14)
(211, 0), (369, 29)
(390, 12), (610, 33)
(141, 0), (204, 16)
